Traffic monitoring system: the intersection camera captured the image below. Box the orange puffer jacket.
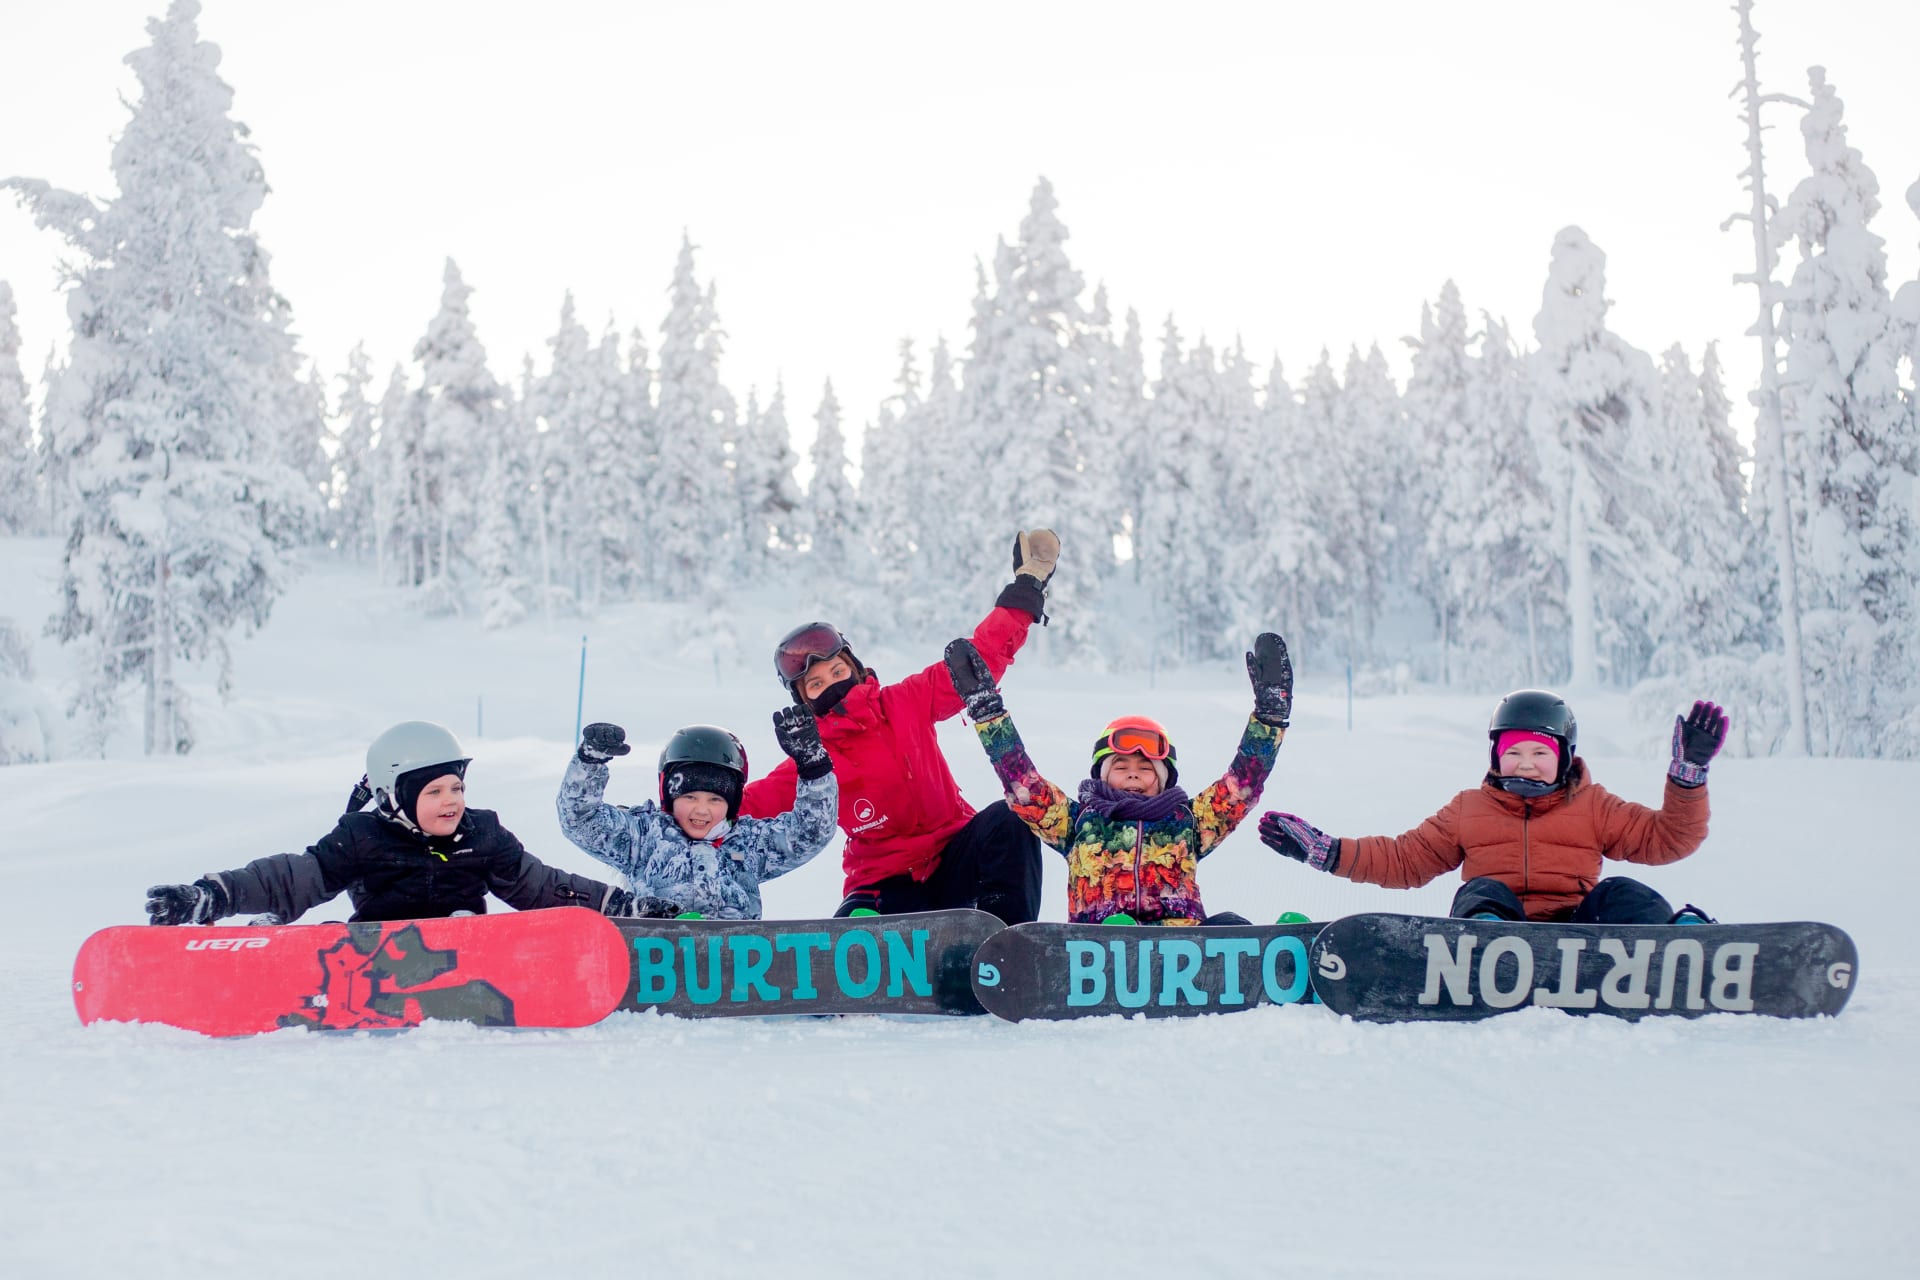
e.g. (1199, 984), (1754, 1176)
(1334, 758), (1709, 921)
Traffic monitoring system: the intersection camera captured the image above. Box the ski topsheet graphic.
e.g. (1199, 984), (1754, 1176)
(611, 909), (1001, 1017)
(970, 920), (1323, 1022)
(1308, 913), (1858, 1023)
(72, 907), (631, 1035)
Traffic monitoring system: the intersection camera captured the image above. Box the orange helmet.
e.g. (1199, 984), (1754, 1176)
(1090, 715), (1178, 787)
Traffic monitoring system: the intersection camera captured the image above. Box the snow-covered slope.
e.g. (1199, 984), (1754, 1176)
(1, 550), (1913, 1277)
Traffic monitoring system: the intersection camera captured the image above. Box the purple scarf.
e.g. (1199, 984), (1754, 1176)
(1076, 779), (1190, 823)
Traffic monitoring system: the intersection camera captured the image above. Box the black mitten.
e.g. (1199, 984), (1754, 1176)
(772, 706), (833, 780)
(344, 773), (373, 815)
(1246, 632), (1294, 728)
(943, 639), (1005, 721)
(578, 722), (632, 764)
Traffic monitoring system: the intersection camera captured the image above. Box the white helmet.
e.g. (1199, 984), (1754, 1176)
(365, 721), (470, 802)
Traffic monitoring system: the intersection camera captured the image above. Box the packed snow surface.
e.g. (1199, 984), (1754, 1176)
(1, 550), (1914, 1278)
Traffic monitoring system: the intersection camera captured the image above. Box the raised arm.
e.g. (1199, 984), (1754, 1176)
(1259, 796), (1470, 891)
(481, 819), (628, 913)
(946, 638), (1076, 853)
(898, 529), (1057, 721)
(739, 707), (841, 882)
(1192, 633), (1293, 856)
(1600, 701), (1722, 866)
(555, 722), (646, 878)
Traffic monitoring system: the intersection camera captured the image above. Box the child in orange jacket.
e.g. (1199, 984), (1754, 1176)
(1257, 690), (1727, 924)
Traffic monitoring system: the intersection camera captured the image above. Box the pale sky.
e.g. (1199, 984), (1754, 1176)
(3, 0), (1916, 465)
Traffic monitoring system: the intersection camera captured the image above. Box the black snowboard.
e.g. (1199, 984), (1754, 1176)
(971, 920), (1322, 1022)
(612, 909), (1001, 1017)
(1309, 913), (1858, 1023)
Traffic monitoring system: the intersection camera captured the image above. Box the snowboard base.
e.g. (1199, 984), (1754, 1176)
(1309, 913), (1858, 1022)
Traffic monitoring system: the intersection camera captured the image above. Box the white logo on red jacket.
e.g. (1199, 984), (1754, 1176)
(850, 797), (888, 835)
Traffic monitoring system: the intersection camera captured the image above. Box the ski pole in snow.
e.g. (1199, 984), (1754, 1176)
(1346, 661), (1353, 731)
(574, 635), (588, 744)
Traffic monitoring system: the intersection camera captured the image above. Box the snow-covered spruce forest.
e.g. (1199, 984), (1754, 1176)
(0, 0), (1916, 764)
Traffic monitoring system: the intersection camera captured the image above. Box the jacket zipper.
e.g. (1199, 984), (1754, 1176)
(1133, 821), (1145, 916)
(1521, 800), (1533, 908)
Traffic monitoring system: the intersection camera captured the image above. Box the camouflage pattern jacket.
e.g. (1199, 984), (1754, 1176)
(556, 756), (838, 920)
(972, 711), (1283, 924)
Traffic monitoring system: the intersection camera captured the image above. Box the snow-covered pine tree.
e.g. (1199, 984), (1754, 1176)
(1529, 227), (1667, 687)
(4, 0), (319, 754)
(1106, 308), (1151, 576)
(946, 242), (1022, 598)
(327, 344), (377, 557)
(1136, 320), (1236, 662)
(1291, 348), (1353, 659)
(0, 282), (36, 534)
(734, 376), (803, 578)
(1242, 356), (1330, 654)
(805, 379), (860, 574)
(854, 341), (920, 625)
(651, 235), (736, 600)
(981, 179), (1114, 655)
(619, 324), (658, 589)
(1402, 283), (1473, 673)
(1771, 68), (1916, 754)
(570, 321), (643, 610)
(527, 294), (591, 605)
(409, 259), (504, 613)
(1335, 344), (1404, 663)
(1645, 343), (1760, 663)
(902, 337), (974, 636)
(372, 364), (421, 587)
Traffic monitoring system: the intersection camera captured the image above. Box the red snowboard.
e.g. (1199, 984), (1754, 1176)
(72, 907), (631, 1036)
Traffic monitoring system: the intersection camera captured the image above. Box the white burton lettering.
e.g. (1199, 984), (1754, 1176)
(1418, 929), (1766, 1014)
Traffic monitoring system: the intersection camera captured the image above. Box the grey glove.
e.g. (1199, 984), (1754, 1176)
(578, 722), (632, 764)
(943, 638), (1005, 721)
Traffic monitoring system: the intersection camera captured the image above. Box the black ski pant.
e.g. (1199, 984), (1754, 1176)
(833, 801), (1043, 925)
(1450, 875), (1680, 925)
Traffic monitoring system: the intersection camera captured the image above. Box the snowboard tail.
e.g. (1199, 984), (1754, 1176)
(971, 920), (1322, 1022)
(1309, 913), (1858, 1023)
(72, 907), (631, 1036)
(612, 909), (1001, 1017)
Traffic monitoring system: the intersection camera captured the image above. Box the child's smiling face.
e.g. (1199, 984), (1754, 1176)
(1105, 752), (1162, 797)
(1499, 740), (1559, 784)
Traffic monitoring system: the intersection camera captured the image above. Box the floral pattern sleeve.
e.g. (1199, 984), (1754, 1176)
(972, 711), (1076, 854)
(1192, 716), (1283, 857)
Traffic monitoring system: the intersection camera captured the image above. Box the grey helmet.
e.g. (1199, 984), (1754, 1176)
(366, 721), (471, 805)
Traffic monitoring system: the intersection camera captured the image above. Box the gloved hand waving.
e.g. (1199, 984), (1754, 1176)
(943, 638), (1006, 722)
(772, 705), (833, 780)
(578, 722), (632, 765)
(1257, 812), (1341, 873)
(1668, 700), (1729, 787)
(1246, 632), (1293, 728)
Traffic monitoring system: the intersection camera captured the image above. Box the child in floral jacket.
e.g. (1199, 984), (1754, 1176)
(942, 633), (1294, 925)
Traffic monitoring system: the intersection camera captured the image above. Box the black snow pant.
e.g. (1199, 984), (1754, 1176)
(1450, 875), (1680, 925)
(833, 801), (1043, 925)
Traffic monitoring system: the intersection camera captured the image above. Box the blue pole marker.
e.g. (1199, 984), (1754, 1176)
(574, 635), (588, 744)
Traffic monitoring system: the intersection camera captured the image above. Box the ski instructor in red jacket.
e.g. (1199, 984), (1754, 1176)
(739, 530), (1058, 924)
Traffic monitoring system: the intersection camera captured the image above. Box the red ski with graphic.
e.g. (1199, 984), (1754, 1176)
(72, 907), (632, 1036)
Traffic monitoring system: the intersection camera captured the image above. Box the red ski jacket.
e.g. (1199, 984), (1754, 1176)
(741, 605), (1033, 894)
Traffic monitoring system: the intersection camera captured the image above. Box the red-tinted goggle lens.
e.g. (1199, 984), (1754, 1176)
(1105, 726), (1170, 760)
(775, 625), (847, 684)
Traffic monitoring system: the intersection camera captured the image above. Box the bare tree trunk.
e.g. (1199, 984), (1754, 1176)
(1731, 0), (1812, 754)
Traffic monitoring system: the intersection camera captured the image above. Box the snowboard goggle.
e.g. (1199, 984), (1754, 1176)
(1096, 725), (1171, 761)
(775, 623), (850, 685)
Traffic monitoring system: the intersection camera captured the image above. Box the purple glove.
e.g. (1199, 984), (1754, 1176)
(1669, 700), (1729, 787)
(1258, 812), (1340, 873)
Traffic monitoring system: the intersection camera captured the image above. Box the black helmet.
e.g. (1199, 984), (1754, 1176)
(1488, 689), (1576, 776)
(773, 621), (864, 704)
(658, 725), (749, 819)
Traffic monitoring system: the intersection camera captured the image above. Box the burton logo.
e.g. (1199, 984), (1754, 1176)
(1064, 934), (1310, 1009)
(632, 926), (933, 1005)
(1416, 931), (1762, 1012)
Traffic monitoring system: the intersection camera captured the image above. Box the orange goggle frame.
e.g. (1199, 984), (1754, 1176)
(1095, 725), (1171, 762)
